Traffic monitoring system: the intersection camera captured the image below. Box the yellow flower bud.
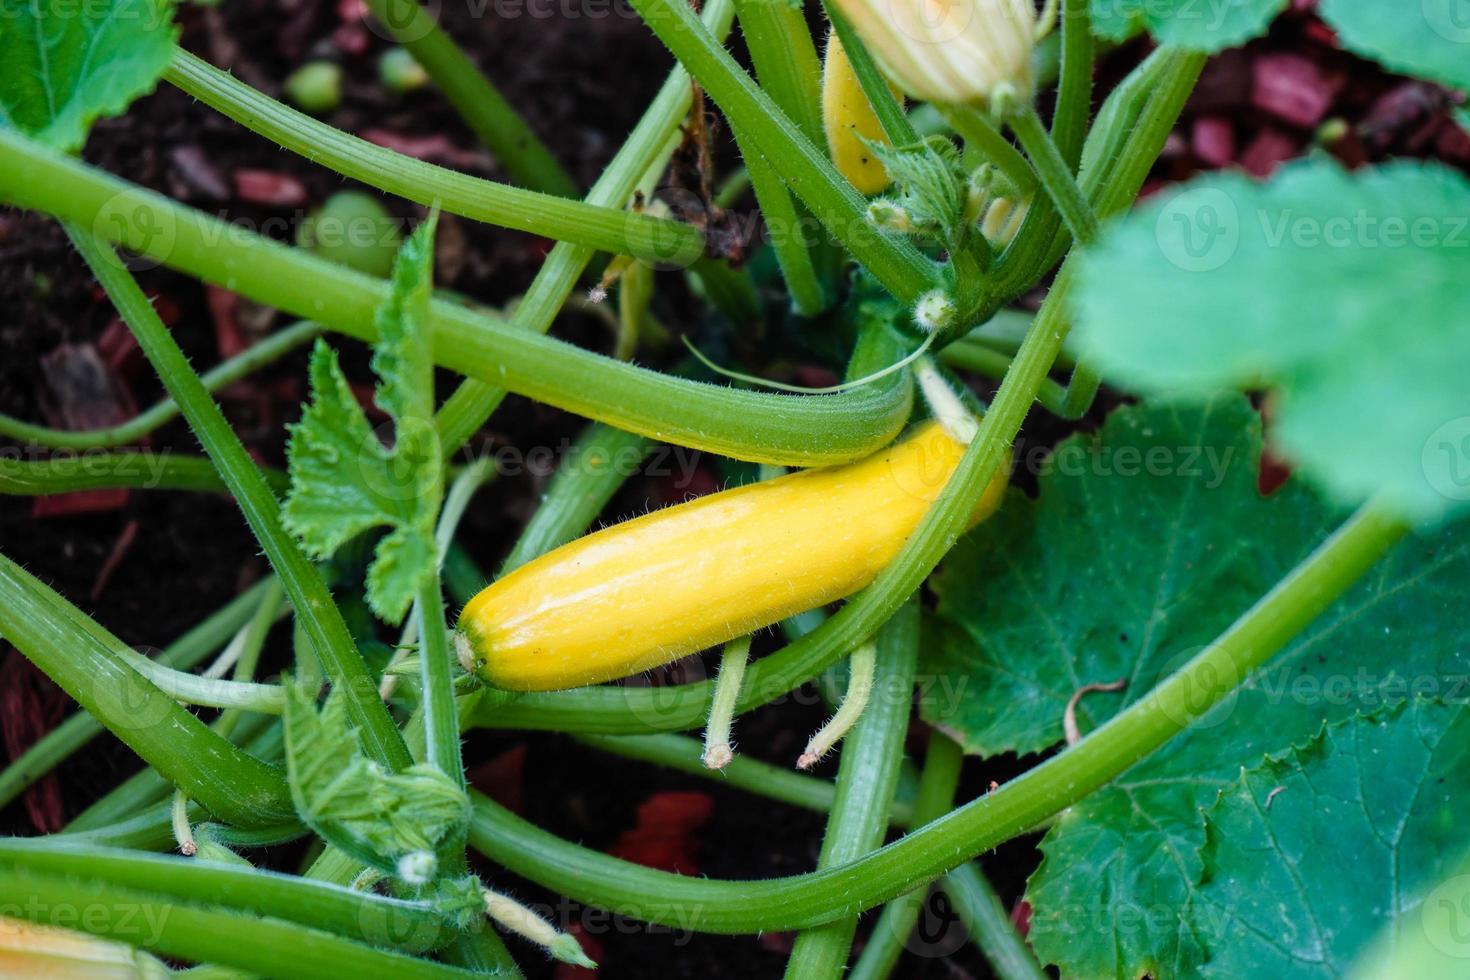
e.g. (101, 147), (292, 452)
(822, 32), (902, 195)
(831, 0), (1038, 106)
(0, 917), (170, 978)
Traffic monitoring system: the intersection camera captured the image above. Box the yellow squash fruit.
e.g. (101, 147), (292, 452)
(822, 32), (902, 196)
(458, 421), (1007, 691)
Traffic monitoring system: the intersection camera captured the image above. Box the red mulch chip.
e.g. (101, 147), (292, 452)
(233, 169), (310, 207)
(609, 790), (714, 875)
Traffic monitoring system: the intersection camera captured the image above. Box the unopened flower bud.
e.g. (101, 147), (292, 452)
(913, 289), (959, 333)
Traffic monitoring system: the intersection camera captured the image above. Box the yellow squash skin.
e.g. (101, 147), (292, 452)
(821, 32), (900, 196)
(458, 422), (1007, 691)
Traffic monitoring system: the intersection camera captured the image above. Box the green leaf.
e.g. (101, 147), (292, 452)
(1088, 0), (1286, 51)
(868, 136), (972, 252)
(1192, 699), (1470, 977)
(283, 214), (442, 623)
(0, 0), (178, 152)
(922, 395), (1470, 977)
(1319, 0), (1470, 91)
(283, 684), (469, 881)
(1072, 160), (1470, 525)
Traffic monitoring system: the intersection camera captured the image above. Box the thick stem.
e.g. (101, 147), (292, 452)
(67, 228), (413, 771)
(0, 132), (913, 467)
(783, 601), (919, 979)
(359, 0), (577, 198)
(164, 51), (697, 267)
(627, 0), (939, 303)
(1007, 103), (1099, 246)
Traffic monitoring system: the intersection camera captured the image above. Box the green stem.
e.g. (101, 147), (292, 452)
(466, 501), (1408, 932)
(734, 125), (828, 316)
(67, 228), (412, 771)
(0, 131), (912, 467)
(935, 105), (1037, 195)
(848, 731), (964, 980)
(735, 0), (824, 143)
(0, 451), (287, 496)
(416, 576), (462, 786)
(627, 0), (938, 303)
(164, 51), (699, 268)
(116, 647), (286, 713)
(0, 578), (280, 811)
(1007, 103), (1098, 246)
(784, 601), (918, 978)
(360, 0), (577, 198)
(433, 0), (735, 453)
(571, 732), (915, 827)
(943, 863), (1047, 980)
(733, 0), (831, 313)
(0, 320), (321, 449)
(67, 712), (282, 834)
(0, 866), (475, 979)
(0, 840), (452, 952)
(1050, 0), (1094, 168)
(0, 554), (294, 827)
(472, 265), (1079, 735)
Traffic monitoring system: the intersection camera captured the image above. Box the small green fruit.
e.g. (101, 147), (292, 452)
(284, 61), (343, 115)
(297, 191), (403, 278)
(379, 48), (430, 94)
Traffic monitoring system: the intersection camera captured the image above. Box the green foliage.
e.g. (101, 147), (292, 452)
(924, 396), (1470, 977)
(1073, 160), (1470, 524)
(866, 136), (975, 253)
(0, 0), (178, 152)
(1320, 0), (1470, 91)
(1193, 699), (1470, 977)
(1088, 0), (1285, 50)
(283, 213), (442, 624)
(283, 684), (470, 882)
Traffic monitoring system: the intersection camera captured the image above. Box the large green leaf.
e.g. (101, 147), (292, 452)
(922, 395), (1470, 977)
(0, 0), (178, 152)
(1193, 699), (1470, 977)
(1087, 0), (1286, 50)
(1072, 160), (1470, 525)
(1320, 0), (1470, 91)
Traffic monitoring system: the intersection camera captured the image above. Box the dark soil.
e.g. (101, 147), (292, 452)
(1, 0), (1467, 976)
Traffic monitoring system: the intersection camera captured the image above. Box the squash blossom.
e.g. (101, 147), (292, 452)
(831, 0), (1038, 105)
(0, 917), (170, 978)
(458, 422), (1007, 691)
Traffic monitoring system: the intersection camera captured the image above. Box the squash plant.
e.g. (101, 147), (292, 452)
(0, 0), (1468, 976)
